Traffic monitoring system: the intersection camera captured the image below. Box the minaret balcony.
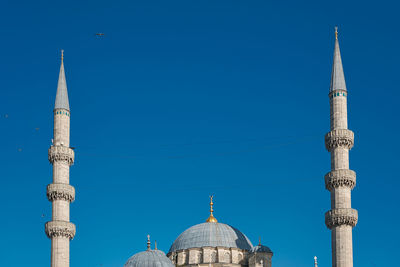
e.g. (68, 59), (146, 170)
(325, 169), (356, 191)
(48, 145), (74, 165)
(47, 183), (75, 202)
(325, 129), (354, 152)
(45, 221), (76, 240)
(325, 208), (358, 229)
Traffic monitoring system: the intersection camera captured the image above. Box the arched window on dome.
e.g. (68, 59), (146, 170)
(211, 251), (217, 263)
(238, 253), (243, 263)
(224, 251), (231, 263)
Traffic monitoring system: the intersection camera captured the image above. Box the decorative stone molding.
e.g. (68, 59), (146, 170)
(47, 183), (75, 202)
(45, 221), (76, 240)
(325, 169), (356, 190)
(325, 208), (358, 229)
(48, 145), (74, 165)
(329, 89), (347, 98)
(325, 129), (354, 152)
(168, 247), (249, 266)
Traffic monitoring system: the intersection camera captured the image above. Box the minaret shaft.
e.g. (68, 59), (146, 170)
(45, 54), (75, 267)
(325, 29), (357, 267)
(330, 96), (348, 130)
(54, 112), (70, 147)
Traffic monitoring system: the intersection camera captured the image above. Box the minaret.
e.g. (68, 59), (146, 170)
(45, 50), (76, 267)
(324, 27), (358, 267)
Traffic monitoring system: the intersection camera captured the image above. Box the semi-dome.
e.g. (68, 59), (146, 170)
(124, 250), (174, 267)
(251, 244), (273, 254)
(169, 222), (253, 253)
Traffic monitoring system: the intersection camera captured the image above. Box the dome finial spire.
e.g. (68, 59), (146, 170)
(147, 235), (151, 250)
(61, 49), (64, 62)
(206, 195), (218, 222)
(314, 256), (318, 267)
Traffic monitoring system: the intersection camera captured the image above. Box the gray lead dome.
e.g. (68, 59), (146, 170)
(124, 250), (174, 267)
(251, 244), (273, 254)
(169, 222), (253, 253)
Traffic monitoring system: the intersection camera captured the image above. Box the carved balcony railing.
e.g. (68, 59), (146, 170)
(325, 208), (358, 229)
(48, 145), (74, 165)
(47, 183), (75, 202)
(325, 129), (354, 152)
(325, 169), (356, 191)
(45, 221), (76, 240)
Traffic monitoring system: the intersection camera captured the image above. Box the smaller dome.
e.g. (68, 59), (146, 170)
(251, 244), (273, 254)
(124, 250), (174, 267)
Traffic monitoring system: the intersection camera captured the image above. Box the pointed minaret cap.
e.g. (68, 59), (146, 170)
(55, 49), (70, 111)
(330, 26), (347, 92)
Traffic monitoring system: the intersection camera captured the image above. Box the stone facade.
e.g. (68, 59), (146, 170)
(168, 246), (272, 267)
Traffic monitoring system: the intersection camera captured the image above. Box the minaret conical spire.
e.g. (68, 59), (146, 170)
(55, 49), (70, 110)
(330, 27), (347, 92)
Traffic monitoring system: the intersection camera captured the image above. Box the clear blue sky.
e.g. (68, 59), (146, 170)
(0, 0), (399, 266)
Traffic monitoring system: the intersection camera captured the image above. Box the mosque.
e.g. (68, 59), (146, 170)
(124, 196), (273, 267)
(44, 28), (358, 267)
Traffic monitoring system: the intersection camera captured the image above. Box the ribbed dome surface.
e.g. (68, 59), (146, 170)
(169, 222), (253, 252)
(124, 250), (174, 267)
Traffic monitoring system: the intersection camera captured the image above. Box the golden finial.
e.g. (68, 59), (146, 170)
(335, 26), (338, 40)
(61, 49), (64, 62)
(206, 195), (218, 223)
(147, 235), (151, 250)
(258, 236), (261, 246)
(154, 240), (158, 250)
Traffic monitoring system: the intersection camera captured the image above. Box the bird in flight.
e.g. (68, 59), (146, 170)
(95, 33), (105, 37)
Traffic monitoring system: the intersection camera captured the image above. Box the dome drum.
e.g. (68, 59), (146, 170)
(168, 246), (248, 266)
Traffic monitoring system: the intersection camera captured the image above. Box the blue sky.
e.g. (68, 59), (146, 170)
(0, 0), (399, 266)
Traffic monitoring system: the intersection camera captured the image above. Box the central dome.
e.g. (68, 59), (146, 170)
(169, 222), (253, 253)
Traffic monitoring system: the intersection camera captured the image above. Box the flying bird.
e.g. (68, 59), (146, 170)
(95, 33), (105, 37)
